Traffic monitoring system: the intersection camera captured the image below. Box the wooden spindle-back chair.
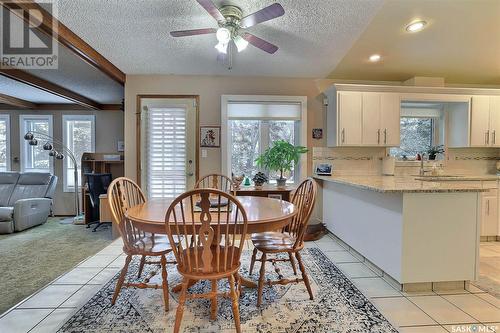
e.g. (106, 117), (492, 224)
(195, 174), (235, 195)
(107, 177), (174, 311)
(165, 188), (248, 333)
(249, 177), (317, 306)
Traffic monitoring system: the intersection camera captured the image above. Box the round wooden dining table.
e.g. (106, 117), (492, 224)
(125, 196), (297, 288)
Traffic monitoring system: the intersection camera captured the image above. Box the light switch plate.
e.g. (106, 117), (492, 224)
(202, 149), (207, 158)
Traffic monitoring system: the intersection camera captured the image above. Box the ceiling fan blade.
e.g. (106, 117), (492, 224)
(196, 0), (225, 22)
(243, 33), (279, 54)
(170, 28), (217, 37)
(239, 3), (285, 28)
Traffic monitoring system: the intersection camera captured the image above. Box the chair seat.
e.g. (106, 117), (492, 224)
(129, 234), (173, 255)
(177, 246), (241, 278)
(251, 232), (296, 252)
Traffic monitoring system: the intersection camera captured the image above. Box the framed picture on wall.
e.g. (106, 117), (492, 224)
(314, 163), (332, 176)
(200, 126), (221, 148)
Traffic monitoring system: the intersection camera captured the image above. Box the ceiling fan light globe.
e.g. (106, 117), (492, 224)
(215, 42), (228, 54)
(216, 27), (231, 43)
(234, 35), (248, 52)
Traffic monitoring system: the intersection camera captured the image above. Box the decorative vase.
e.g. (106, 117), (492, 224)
(254, 182), (264, 190)
(276, 178), (287, 188)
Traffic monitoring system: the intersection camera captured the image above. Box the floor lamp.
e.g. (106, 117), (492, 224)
(23, 131), (80, 219)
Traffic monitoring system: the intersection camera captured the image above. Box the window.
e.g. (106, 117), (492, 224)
(222, 96), (307, 183)
(390, 102), (446, 159)
(0, 115), (10, 171)
(390, 117), (434, 159)
(20, 115), (53, 173)
(63, 115), (95, 192)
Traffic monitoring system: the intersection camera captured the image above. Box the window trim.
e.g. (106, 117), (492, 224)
(221, 95), (307, 182)
(62, 114), (96, 192)
(19, 114), (54, 173)
(0, 114), (10, 171)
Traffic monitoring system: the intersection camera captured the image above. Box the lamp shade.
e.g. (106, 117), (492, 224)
(43, 142), (53, 151)
(28, 139), (38, 146)
(48, 150), (57, 157)
(55, 152), (64, 160)
(24, 132), (34, 140)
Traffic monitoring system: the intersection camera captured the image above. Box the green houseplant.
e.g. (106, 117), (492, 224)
(255, 140), (308, 188)
(427, 145), (445, 160)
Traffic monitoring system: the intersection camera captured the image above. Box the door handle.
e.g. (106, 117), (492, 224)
(487, 199), (490, 215)
(341, 128), (345, 143)
(384, 128), (387, 144)
(493, 130), (496, 145)
(377, 129), (381, 144)
(486, 130), (490, 145)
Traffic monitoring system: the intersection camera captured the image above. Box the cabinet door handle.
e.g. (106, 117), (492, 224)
(377, 129), (381, 144)
(384, 128), (387, 144)
(341, 128), (345, 143)
(487, 199), (490, 215)
(486, 130), (490, 145)
(493, 130), (496, 145)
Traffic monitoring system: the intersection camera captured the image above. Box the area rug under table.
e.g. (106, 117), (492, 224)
(58, 248), (397, 333)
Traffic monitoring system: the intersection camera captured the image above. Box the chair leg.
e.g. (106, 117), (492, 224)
(210, 279), (218, 320)
(174, 278), (188, 333)
(160, 254), (169, 312)
(288, 252), (298, 275)
(111, 254), (132, 305)
(257, 252), (267, 307)
(229, 274), (241, 333)
(137, 255), (146, 278)
(295, 251), (313, 300)
(249, 248), (258, 275)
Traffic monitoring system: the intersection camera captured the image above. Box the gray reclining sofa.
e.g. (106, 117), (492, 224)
(0, 172), (57, 234)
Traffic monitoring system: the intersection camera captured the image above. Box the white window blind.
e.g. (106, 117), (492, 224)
(227, 102), (301, 120)
(145, 107), (187, 199)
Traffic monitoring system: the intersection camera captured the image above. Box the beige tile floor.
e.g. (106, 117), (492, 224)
(0, 235), (499, 333)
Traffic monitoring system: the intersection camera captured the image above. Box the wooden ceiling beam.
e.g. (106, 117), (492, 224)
(0, 0), (126, 85)
(0, 93), (36, 109)
(0, 67), (101, 110)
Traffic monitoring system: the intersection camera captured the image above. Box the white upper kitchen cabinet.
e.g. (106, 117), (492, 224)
(326, 87), (400, 147)
(380, 93), (401, 146)
(470, 96), (500, 147)
(338, 92), (363, 145)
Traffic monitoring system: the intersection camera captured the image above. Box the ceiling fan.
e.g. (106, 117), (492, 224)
(170, 0), (285, 68)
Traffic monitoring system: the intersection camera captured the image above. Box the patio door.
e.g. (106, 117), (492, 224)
(140, 97), (198, 199)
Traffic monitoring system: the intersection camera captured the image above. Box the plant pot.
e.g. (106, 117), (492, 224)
(428, 154), (437, 160)
(254, 182), (264, 189)
(276, 178), (287, 188)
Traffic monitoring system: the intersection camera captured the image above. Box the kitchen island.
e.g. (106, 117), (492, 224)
(315, 175), (492, 290)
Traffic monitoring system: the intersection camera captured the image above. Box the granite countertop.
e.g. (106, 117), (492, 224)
(313, 175), (494, 193)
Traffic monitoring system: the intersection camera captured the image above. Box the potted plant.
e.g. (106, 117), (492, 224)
(255, 140), (308, 188)
(427, 145), (445, 160)
(252, 172), (268, 189)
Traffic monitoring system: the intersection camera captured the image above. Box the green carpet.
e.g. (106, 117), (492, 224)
(0, 218), (113, 315)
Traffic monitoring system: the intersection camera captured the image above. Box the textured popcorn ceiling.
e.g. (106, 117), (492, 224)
(51, 0), (384, 77)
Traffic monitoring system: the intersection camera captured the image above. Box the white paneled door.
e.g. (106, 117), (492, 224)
(140, 98), (197, 199)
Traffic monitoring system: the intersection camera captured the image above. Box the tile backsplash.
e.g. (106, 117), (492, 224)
(313, 147), (500, 176)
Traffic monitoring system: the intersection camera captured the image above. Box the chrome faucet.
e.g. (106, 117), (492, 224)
(419, 153), (428, 176)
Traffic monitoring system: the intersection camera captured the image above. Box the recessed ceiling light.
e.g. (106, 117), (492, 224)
(406, 20), (427, 33)
(369, 54), (381, 62)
